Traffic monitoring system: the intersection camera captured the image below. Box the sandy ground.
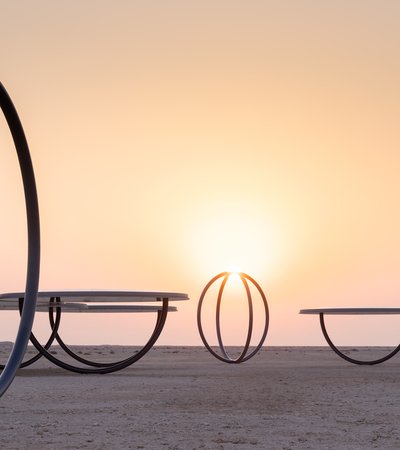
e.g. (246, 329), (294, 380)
(0, 345), (399, 450)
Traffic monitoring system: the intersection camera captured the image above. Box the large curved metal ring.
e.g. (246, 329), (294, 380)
(319, 313), (400, 365)
(197, 272), (269, 363)
(0, 83), (40, 396)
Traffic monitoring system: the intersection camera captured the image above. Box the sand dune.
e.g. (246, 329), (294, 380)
(1, 346), (399, 449)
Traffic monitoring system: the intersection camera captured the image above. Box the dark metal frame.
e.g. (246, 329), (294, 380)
(5, 296), (170, 374)
(319, 313), (400, 365)
(197, 272), (269, 363)
(0, 83), (40, 397)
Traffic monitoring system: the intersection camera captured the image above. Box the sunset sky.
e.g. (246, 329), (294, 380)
(1, 1), (399, 348)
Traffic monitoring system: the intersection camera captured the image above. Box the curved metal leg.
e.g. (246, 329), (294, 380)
(47, 297), (165, 368)
(239, 274), (269, 363)
(0, 297), (62, 369)
(24, 298), (170, 374)
(0, 83), (40, 397)
(319, 313), (400, 365)
(198, 272), (269, 364)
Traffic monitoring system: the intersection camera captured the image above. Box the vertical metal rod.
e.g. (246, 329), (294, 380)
(215, 274), (230, 359)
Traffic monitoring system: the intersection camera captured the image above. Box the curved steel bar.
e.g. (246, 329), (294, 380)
(238, 273), (269, 363)
(0, 299), (61, 370)
(47, 297), (165, 368)
(198, 272), (229, 363)
(215, 274), (254, 363)
(319, 313), (400, 365)
(14, 297), (61, 369)
(237, 276), (254, 362)
(0, 83), (40, 397)
(24, 299), (170, 374)
(198, 272), (269, 364)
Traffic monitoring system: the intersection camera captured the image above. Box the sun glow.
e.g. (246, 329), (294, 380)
(189, 202), (289, 282)
(226, 271), (242, 285)
(227, 264), (242, 275)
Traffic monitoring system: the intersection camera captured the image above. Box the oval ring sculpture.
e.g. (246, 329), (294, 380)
(0, 83), (40, 397)
(197, 272), (269, 363)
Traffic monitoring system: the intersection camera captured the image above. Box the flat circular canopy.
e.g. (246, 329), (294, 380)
(0, 290), (189, 303)
(299, 307), (400, 315)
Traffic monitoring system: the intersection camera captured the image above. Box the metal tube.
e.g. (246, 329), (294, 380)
(0, 83), (40, 397)
(23, 298), (170, 373)
(319, 313), (400, 365)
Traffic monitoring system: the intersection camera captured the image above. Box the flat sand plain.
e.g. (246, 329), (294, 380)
(0, 346), (399, 449)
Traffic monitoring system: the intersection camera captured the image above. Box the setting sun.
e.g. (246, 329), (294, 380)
(188, 201), (289, 283)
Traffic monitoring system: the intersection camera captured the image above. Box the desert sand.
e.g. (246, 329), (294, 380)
(0, 345), (399, 449)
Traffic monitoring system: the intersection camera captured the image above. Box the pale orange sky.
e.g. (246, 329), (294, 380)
(1, 1), (400, 347)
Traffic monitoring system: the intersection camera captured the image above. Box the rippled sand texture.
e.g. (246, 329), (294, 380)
(1, 346), (399, 449)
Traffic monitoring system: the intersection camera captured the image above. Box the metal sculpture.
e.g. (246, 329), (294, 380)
(2, 292), (179, 374)
(319, 312), (400, 365)
(197, 272), (269, 363)
(300, 308), (400, 365)
(23, 297), (171, 374)
(0, 83), (40, 396)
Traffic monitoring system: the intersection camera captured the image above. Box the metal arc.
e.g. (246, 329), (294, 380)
(22, 298), (170, 374)
(215, 274), (254, 363)
(0, 83), (40, 397)
(20, 297), (61, 368)
(47, 297), (165, 368)
(319, 313), (400, 365)
(0, 298), (61, 370)
(197, 272), (229, 363)
(238, 272), (269, 363)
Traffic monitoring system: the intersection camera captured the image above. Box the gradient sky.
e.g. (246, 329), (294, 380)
(1, 1), (400, 347)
